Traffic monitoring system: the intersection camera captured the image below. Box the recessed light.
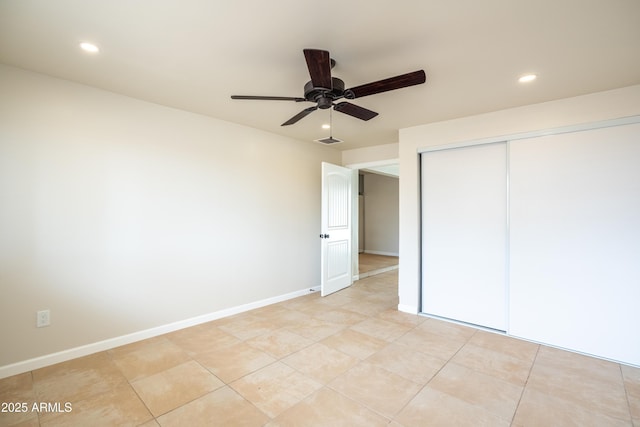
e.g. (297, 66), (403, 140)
(79, 42), (100, 53)
(518, 74), (537, 83)
(321, 124), (331, 129)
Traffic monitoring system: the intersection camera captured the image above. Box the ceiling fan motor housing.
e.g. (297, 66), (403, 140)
(304, 77), (346, 108)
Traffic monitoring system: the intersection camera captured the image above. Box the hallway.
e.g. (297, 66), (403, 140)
(358, 253), (398, 279)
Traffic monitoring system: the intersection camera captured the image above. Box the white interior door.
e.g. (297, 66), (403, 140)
(421, 143), (507, 330)
(321, 162), (353, 296)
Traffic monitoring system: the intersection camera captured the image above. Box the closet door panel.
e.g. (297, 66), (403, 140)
(421, 143), (507, 330)
(509, 123), (640, 365)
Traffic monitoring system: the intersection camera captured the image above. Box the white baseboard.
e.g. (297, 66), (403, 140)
(363, 250), (399, 257)
(0, 286), (319, 380)
(398, 304), (419, 314)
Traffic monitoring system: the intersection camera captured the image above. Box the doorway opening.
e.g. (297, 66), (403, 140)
(358, 253), (398, 278)
(352, 162), (399, 280)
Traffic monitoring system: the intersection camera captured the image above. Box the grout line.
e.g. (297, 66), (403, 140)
(385, 320), (479, 422)
(29, 369), (43, 427)
(619, 363), (634, 425)
(509, 344), (541, 425)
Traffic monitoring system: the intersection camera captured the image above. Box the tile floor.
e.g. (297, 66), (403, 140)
(358, 253), (398, 278)
(1, 270), (639, 426)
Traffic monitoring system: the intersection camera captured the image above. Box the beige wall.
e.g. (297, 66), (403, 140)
(0, 65), (340, 371)
(398, 84), (640, 314)
(342, 143), (398, 168)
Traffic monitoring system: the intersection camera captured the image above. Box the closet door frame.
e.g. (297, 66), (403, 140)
(417, 115), (640, 366)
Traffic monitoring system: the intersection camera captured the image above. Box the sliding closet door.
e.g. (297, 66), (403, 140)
(509, 123), (640, 365)
(421, 143), (507, 330)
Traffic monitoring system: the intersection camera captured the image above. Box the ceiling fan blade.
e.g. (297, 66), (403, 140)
(281, 106), (318, 126)
(231, 95), (306, 102)
(303, 49), (332, 89)
(333, 102), (378, 121)
(346, 70), (426, 99)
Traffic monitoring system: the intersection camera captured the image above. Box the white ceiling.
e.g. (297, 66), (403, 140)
(1, 0), (639, 151)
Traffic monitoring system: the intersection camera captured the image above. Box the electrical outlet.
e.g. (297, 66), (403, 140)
(37, 310), (50, 327)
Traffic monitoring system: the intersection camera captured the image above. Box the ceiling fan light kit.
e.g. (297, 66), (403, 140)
(231, 48), (426, 127)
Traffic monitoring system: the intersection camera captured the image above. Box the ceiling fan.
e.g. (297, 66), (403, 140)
(231, 49), (426, 126)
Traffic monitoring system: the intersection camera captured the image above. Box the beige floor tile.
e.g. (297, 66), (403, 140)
(329, 362), (422, 418)
(395, 327), (466, 361)
(366, 342), (446, 384)
(278, 294), (319, 311)
(513, 387), (632, 427)
(313, 292), (356, 308)
(0, 372), (32, 396)
(359, 253), (398, 274)
(341, 299), (395, 317)
(312, 308), (368, 326)
(376, 309), (426, 328)
(395, 387), (511, 427)
(131, 360), (224, 417)
(427, 362), (522, 421)
(284, 317), (345, 342)
(0, 372), (38, 427)
(39, 383), (152, 427)
(281, 343), (359, 384)
(622, 364), (640, 421)
(245, 328), (314, 359)
(536, 345), (624, 385)
(1, 418), (40, 427)
(108, 337), (190, 382)
(164, 323), (240, 356)
(416, 318), (477, 341)
(350, 317), (413, 342)
(106, 336), (167, 357)
(335, 286), (370, 301)
(527, 346), (629, 420)
(363, 277), (396, 288)
(469, 330), (539, 362)
(451, 342), (534, 386)
(156, 386), (268, 427)
(0, 406), (38, 427)
(321, 329), (387, 360)
(361, 268), (398, 281)
(364, 286), (398, 300)
(252, 306), (311, 328)
(215, 313), (281, 340)
(362, 276), (393, 286)
(250, 303), (299, 319)
(138, 420), (160, 427)
(230, 362), (322, 418)
(194, 341), (276, 383)
(280, 299), (331, 317)
(32, 352), (127, 404)
(266, 387), (389, 427)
